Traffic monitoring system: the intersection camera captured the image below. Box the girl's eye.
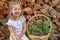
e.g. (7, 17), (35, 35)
(18, 9), (21, 10)
(14, 9), (17, 10)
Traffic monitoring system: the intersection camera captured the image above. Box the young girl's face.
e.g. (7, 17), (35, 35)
(11, 4), (22, 17)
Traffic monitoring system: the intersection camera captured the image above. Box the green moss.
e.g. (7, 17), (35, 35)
(28, 21), (50, 35)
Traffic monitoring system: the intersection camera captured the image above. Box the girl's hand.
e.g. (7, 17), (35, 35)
(13, 36), (17, 40)
(13, 38), (17, 40)
(16, 36), (22, 40)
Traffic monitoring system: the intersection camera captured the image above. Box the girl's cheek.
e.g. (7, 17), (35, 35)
(19, 10), (21, 12)
(13, 11), (16, 13)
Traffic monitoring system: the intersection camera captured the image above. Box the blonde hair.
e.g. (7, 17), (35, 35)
(9, 2), (22, 9)
(8, 2), (24, 19)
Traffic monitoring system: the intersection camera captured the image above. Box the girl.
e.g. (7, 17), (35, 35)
(6, 2), (29, 40)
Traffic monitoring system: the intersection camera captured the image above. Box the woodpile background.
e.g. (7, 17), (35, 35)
(0, 0), (60, 40)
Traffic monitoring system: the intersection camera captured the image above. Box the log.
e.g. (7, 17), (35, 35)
(33, 4), (41, 11)
(0, 0), (6, 2)
(49, 0), (59, 7)
(36, 0), (44, 4)
(56, 3), (60, 12)
(0, 15), (4, 20)
(40, 8), (47, 14)
(52, 22), (58, 29)
(1, 18), (8, 26)
(42, 4), (52, 10)
(56, 22), (60, 28)
(0, 25), (10, 40)
(0, 2), (4, 9)
(57, 12), (60, 19)
(44, 0), (50, 4)
(50, 9), (57, 18)
(25, 0), (35, 3)
(25, 15), (32, 20)
(24, 7), (33, 14)
(34, 11), (39, 15)
(52, 18), (59, 23)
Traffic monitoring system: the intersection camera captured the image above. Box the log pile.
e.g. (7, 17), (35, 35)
(0, 18), (10, 40)
(0, 0), (60, 40)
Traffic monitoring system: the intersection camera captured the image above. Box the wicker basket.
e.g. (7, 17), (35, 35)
(27, 14), (52, 40)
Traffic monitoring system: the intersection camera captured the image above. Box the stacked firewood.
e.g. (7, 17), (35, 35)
(0, 18), (10, 40)
(0, 0), (60, 40)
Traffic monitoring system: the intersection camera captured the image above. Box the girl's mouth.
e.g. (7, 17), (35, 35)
(15, 12), (20, 15)
(15, 13), (19, 15)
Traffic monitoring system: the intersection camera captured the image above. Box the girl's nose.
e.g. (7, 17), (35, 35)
(16, 9), (20, 11)
(16, 9), (19, 11)
(16, 10), (21, 13)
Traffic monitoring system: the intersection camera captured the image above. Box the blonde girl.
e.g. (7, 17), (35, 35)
(6, 2), (29, 40)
